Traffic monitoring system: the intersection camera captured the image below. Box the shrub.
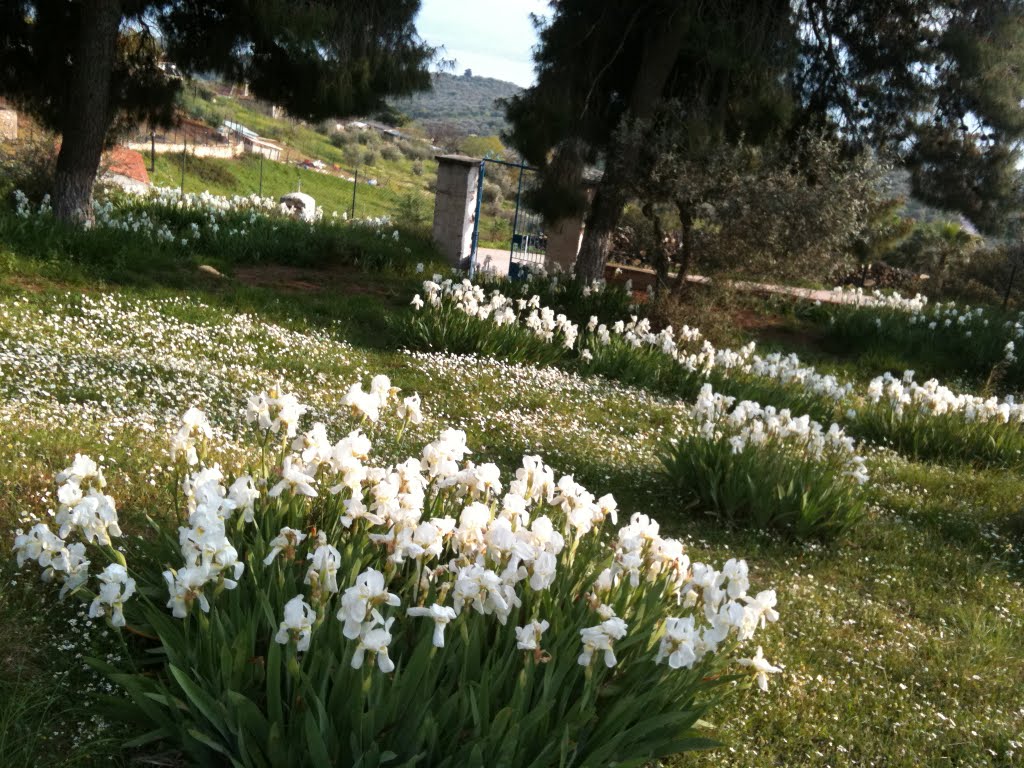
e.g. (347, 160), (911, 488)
(12, 383), (781, 767)
(329, 131), (353, 149)
(659, 385), (867, 540)
(363, 150), (378, 167)
(474, 272), (637, 327)
(0, 135), (58, 201)
(394, 192), (430, 229)
(380, 145), (401, 163)
(399, 141), (434, 162)
(399, 279), (576, 367)
(812, 288), (1024, 388)
(481, 179), (503, 205)
(848, 371), (1024, 467)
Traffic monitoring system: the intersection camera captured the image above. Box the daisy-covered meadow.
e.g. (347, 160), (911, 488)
(0, 187), (1022, 767)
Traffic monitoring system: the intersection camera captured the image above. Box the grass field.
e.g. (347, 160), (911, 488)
(0, 199), (1022, 767)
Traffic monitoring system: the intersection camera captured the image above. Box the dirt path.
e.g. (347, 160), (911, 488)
(606, 262), (875, 306)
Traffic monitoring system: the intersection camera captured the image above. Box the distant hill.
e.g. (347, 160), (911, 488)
(391, 72), (522, 137)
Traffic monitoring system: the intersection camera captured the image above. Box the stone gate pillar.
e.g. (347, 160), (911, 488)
(544, 177), (600, 275)
(432, 154), (481, 270)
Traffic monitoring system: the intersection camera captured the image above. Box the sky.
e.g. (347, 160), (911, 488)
(415, 0), (548, 87)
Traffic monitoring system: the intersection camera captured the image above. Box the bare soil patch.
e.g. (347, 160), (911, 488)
(232, 264), (394, 297)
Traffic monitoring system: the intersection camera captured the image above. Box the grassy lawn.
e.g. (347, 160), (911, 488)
(0, 211), (1022, 766)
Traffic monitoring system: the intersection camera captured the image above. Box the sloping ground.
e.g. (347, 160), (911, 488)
(0, 280), (1020, 768)
(105, 147), (150, 185)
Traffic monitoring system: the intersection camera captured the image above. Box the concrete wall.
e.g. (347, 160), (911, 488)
(0, 108), (17, 141)
(125, 141), (241, 159)
(432, 154), (481, 270)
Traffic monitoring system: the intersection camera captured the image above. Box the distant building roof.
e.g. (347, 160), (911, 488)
(221, 120), (258, 139)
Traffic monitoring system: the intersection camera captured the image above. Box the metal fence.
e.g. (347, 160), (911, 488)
(122, 129), (438, 229)
(471, 157), (543, 278)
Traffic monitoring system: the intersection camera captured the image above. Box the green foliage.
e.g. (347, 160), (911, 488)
(848, 400), (1024, 468)
(160, 2), (433, 121)
(476, 274), (636, 327)
(56, 398), (757, 767)
(808, 300), (1024, 389)
(0, 194), (434, 279)
(659, 425), (865, 541)
(394, 192), (431, 230)
(0, 136), (58, 202)
(396, 303), (569, 367)
(391, 73), (521, 137)
(576, 335), (835, 425)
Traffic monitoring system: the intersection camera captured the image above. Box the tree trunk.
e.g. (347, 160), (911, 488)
(576, 182), (629, 283)
(643, 201), (670, 292)
(670, 200), (695, 296)
(53, 1), (122, 223)
(573, 6), (691, 282)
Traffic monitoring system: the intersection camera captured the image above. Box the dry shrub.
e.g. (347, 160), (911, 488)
(647, 281), (744, 348)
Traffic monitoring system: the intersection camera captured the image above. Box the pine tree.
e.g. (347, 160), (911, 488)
(506, 0), (1024, 281)
(0, 1), (433, 222)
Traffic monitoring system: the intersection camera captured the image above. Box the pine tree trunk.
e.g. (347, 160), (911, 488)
(53, 1), (122, 223)
(573, 6), (691, 282)
(575, 182), (628, 283)
(670, 201), (694, 296)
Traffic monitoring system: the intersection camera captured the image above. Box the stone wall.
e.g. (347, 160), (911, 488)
(125, 141), (241, 159)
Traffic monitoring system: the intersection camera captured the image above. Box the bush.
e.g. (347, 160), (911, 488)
(380, 145), (401, 163)
(12, 383), (782, 767)
(394, 192), (431, 229)
(329, 131), (353, 149)
(411, 160), (424, 177)
(481, 179), (503, 205)
(659, 385), (867, 540)
(810, 291), (1024, 388)
(399, 141), (434, 162)
(847, 371), (1024, 467)
(0, 136), (58, 201)
(398, 280), (574, 367)
(363, 150), (378, 167)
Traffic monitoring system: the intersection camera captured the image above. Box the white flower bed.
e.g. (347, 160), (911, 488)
(866, 372), (1024, 423)
(10, 381), (783, 764)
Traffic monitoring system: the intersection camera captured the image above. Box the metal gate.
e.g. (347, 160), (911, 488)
(469, 157), (543, 279)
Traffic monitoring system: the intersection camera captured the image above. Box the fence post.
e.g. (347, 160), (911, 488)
(180, 131), (186, 194)
(469, 161), (485, 279)
(351, 169), (358, 220)
(259, 152), (264, 197)
(150, 129), (155, 172)
(509, 159), (525, 265)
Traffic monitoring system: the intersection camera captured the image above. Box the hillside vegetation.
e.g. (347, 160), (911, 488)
(391, 72), (521, 136)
